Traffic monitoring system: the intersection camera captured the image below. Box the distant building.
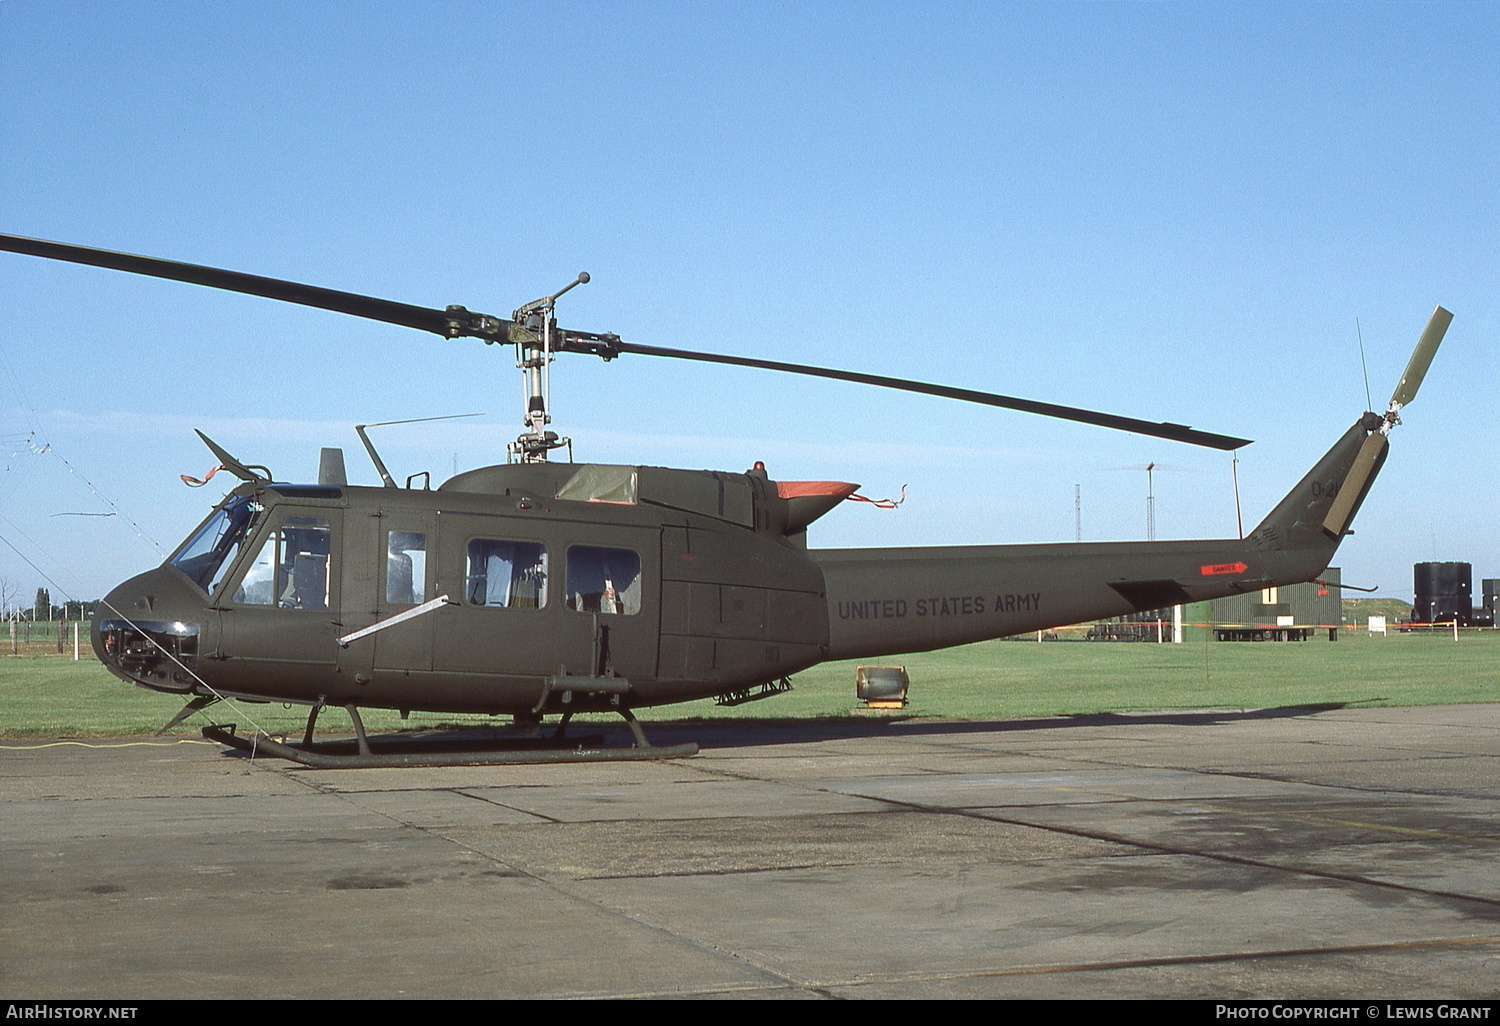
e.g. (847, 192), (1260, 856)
(1202, 569), (1341, 641)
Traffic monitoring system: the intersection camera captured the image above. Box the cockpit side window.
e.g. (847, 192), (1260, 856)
(234, 516), (332, 610)
(169, 497), (264, 595)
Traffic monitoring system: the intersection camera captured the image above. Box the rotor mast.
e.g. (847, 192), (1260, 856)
(508, 272), (589, 462)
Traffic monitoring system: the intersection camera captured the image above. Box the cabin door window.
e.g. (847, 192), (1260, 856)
(385, 530), (428, 605)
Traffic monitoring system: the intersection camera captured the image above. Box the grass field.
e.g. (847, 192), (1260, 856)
(0, 629), (1494, 739)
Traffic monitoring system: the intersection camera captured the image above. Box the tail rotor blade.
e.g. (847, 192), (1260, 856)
(1322, 430), (1389, 537)
(1324, 305), (1451, 538)
(1390, 306), (1453, 408)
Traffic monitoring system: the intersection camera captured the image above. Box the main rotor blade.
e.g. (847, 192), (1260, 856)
(0, 233), (512, 341)
(1389, 305), (1453, 409)
(0, 232), (1254, 450)
(600, 340), (1253, 450)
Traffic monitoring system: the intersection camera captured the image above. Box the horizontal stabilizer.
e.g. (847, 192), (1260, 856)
(1109, 578), (1191, 610)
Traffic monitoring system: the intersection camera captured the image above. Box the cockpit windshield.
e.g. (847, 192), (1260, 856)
(168, 496), (264, 594)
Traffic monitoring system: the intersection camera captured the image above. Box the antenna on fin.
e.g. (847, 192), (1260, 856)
(1356, 318), (1373, 412)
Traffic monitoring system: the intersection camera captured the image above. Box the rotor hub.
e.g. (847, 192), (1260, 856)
(507, 274), (589, 463)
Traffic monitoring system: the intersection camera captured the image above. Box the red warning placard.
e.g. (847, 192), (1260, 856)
(1200, 562), (1248, 576)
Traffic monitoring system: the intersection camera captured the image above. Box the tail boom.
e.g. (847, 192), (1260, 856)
(814, 537), (1326, 661)
(813, 416), (1382, 662)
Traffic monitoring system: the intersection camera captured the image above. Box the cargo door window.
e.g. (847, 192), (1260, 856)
(466, 540), (547, 609)
(566, 546), (642, 615)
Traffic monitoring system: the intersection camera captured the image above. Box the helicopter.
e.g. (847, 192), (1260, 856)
(0, 233), (1452, 766)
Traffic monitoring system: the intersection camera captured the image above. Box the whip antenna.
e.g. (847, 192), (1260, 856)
(1356, 318), (1373, 412)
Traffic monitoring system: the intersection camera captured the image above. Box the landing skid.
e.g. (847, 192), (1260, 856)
(201, 706), (698, 768)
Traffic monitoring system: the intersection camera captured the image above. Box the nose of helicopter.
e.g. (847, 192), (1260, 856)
(93, 568), (207, 694)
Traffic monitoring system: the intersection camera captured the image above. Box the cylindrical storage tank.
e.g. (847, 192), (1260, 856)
(1413, 562), (1472, 625)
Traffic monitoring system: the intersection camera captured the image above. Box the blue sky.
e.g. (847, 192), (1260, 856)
(0, 1), (1495, 606)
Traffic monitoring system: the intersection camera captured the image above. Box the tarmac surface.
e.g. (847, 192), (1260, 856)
(2, 703), (1498, 1000)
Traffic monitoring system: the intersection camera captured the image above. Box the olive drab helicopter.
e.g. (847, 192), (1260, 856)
(0, 233), (1453, 766)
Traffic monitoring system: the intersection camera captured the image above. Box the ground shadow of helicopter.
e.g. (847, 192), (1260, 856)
(203, 703), (1357, 768)
(0, 234), (1451, 767)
